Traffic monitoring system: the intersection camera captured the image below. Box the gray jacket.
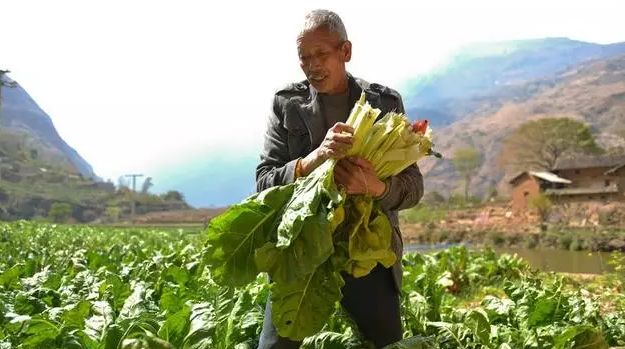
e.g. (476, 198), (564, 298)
(255, 73), (424, 292)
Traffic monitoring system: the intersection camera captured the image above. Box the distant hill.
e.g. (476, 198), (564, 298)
(1, 72), (97, 179)
(0, 71), (192, 221)
(417, 52), (625, 198)
(402, 37), (625, 127)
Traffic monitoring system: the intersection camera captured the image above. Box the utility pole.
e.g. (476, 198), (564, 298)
(124, 173), (144, 220)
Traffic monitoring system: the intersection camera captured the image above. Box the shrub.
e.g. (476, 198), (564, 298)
(529, 193), (552, 222)
(400, 204), (447, 224)
(48, 202), (73, 223)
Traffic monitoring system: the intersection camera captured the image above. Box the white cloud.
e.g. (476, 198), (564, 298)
(1, 0), (624, 181)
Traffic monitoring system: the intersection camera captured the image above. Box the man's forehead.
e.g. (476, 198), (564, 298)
(297, 27), (342, 48)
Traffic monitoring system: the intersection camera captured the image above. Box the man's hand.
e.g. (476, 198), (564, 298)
(300, 122), (354, 176)
(334, 157), (386, 197)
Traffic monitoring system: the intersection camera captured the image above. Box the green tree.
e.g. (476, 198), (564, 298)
(105, 206), (121, 222)
(529, 193), (552, 224)
(162, 190), (185, 201)
(452, 147), (482, 201)
(498, 117), (604, 172)
(48, 202), (73, 223)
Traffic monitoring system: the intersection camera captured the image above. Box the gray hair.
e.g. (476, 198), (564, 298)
(300, 9), (348, 42)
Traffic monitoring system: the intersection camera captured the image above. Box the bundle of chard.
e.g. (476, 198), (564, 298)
(203, 92), (440, 341)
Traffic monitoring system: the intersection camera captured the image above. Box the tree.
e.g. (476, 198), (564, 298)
(141, 177), (153, 194)
(452, 147), (482, 201)
(162, 190), (185, 201)
(48, 202), (73, 223)
(529, 193), (552, 224)
(498, 117), (604, 172)
(117, 176), (129, 189)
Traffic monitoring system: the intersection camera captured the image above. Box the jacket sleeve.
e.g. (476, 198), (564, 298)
(376, 93), (425, 212)
(255, 94), (299, 192)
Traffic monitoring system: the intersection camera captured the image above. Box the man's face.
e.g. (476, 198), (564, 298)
(297, 27), (351, 94)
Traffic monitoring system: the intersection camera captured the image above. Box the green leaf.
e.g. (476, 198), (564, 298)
(467, 309), (491, 347)
(61, 300), (92, 329)
(528, 298), (556, 327)
(380, 336), (438, 349)
(204, 184), (294, 287)
(181, 302), (216, 348)
(255, 205), (335, 285)
(343, 197), (395, 276)
(22, 318), (60, 348)
(0, 263), (24, 289)
(270, 260), (345, 341)
(99, 324), (125, 349)
(275, 160), (343, 249)
(554, 325), (608, 349)
(157, 304), (191, 348)
(100, 273), (131, 312)
(85, 301), (115, 344)
(300, 330), (358, 349)
(122, 333), (176, 349)
(118, 282), (159, 321)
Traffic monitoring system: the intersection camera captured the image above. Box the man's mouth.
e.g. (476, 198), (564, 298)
(309, 75), (327, 83)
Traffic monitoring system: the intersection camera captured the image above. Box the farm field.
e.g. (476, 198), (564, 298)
(0, 221), (624, 348)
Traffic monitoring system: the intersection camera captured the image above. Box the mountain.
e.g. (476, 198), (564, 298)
(0, 72), (194, 221)
(402, 37), (625, 127)
(152, 37), (625, 208)
(0, 72), (97, 179)
(417, 51), (625, 199)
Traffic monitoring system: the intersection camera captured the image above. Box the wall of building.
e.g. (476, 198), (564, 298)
(553, 166), (625, 203)
(555, 167), (615, 189)
(511, 175), (540, 212)
(549, 192), (622, 206)
(612, 166), (625, 200)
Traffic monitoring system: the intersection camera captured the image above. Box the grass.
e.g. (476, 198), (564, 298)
(399, 203), (449, 224)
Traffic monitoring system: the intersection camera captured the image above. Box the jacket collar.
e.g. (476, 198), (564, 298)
(294, 72), (383, 151)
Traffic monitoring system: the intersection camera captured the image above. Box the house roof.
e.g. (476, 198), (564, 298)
(529, 171), (572, 184)
(545, 185), (619, 196)
(553, 155), (625, 171)
(606, 163), (625, 175)
(508, 170), (572, 185)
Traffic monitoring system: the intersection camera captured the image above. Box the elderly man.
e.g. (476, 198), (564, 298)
(256, 9), (424, 349)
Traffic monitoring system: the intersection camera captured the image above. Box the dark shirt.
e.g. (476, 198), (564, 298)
(318, 90), (350, 145)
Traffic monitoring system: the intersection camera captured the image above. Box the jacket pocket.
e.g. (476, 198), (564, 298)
(283, 114), (311, 159)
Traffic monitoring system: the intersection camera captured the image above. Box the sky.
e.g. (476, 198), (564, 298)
(1, 0), (625, 183)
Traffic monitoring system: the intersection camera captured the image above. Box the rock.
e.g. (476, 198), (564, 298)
(608, 238), (625, 251)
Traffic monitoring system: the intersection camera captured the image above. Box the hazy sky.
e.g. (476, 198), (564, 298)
(2, 0), (624, 182)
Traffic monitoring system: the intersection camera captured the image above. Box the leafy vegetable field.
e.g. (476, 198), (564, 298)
(0, 221), (624, 348)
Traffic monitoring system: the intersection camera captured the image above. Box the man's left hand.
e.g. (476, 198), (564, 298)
(334, 157), (386, 197)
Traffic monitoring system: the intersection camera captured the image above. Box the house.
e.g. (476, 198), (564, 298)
(508, 155), (625, 211)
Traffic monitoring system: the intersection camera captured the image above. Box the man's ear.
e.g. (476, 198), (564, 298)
(341, 40), (352, 62)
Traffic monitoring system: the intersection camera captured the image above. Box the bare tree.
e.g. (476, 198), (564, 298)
(141, 176), (154, 194)
(498, 117), (604, 172)
(452, 147), (482, 201)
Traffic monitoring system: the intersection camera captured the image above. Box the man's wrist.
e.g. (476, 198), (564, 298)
(371, 178), (387, 198)
(300, 150), (321, 177)
(295, 158), (304, 179)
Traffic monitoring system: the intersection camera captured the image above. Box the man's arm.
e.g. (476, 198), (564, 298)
(256, 95), (299, 192)
(375, 92), (425, 212)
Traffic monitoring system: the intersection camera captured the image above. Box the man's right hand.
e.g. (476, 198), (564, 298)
(300, 122), (354, 176)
